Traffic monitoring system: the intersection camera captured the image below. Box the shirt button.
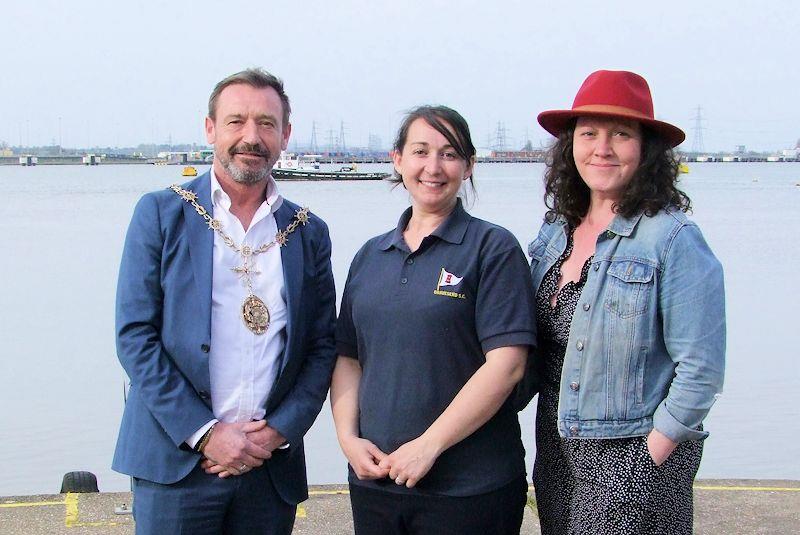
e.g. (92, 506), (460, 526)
(570, 382), (580, 391)
(569, 426), (579, 436)
(406, 258), (414, 265)
(400, 278), (408, 284)
(576, 340), (584, 351)
(200, 344), (210, 353)
(582, 303), (590, 311)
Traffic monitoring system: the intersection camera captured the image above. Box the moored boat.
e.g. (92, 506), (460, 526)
(273, 152), (390, 181)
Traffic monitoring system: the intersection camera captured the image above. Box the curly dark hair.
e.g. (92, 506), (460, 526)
(543, 120), (691, 227)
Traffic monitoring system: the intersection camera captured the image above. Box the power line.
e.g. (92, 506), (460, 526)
(339, 120), (347, 153)
(309, 121), (319, 153)
(691, 106), (705, 154)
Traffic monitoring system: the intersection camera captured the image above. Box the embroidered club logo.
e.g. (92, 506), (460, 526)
(434, 268), (466, 299)
(439, 268), (463, 287)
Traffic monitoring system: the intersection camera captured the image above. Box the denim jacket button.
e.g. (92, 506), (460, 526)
(569, 426), (579, 436)
(576, 340), (584, 351)
(582, 302), (590, 311)
(593, 263), (599, 271)
(570, 382), (580, 391)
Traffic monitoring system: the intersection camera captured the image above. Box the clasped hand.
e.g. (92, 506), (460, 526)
(200, 420), (287, 478)
(342, 434), (441, 489)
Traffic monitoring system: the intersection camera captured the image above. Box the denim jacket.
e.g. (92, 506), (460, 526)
(529, 208), (725, 443)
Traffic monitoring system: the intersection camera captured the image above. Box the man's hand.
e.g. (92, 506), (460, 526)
(247, 423), (288, 452)
(201, 420), (272, 478)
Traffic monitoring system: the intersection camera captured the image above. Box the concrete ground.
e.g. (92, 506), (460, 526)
(1, 480), (798, 534)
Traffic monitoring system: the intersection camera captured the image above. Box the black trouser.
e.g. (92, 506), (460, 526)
(349, 476), (527, 535)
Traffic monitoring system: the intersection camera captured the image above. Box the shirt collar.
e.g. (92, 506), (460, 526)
(209, 167), (283, 215)
(552, 209), (646, 238)
(378, 198), (471, 251)
(606, 211), (645, 237)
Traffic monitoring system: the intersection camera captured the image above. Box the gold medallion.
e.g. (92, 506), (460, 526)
(242, 294), (270, 334)
(170, 185), (309, 337)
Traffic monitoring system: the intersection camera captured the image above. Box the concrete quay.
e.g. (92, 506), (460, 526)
(1, 480), (798, 534)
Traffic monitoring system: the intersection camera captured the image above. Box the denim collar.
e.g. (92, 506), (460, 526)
(607, 211), (645, 237)
(551, 210), (645, 238)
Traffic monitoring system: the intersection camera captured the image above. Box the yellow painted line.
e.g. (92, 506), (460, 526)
(64, 493), (79, 527)
(310, 485), (800, 495)
(72, 521), (122, 527)
(694, 485), (800, 492)
(63, 493), (122, 528)
(0, 500), (66, 508)
(296, 505), (307, 518)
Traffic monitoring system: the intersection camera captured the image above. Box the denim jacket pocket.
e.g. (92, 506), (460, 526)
(604, 260), (655, 318)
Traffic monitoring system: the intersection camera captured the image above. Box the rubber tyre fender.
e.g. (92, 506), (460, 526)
(60, 471), (99, 493)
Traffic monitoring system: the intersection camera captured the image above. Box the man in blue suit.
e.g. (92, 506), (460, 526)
(113, 68), (336, 534)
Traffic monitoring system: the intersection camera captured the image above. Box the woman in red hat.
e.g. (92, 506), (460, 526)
(528, 70), (725, 534)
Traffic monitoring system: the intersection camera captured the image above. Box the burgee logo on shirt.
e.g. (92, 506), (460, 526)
(434, 268), (466, 299)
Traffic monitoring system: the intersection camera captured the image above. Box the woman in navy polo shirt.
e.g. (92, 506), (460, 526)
(331, 106), (537, 534)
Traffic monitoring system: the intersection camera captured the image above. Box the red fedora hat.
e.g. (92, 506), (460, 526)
(537, 70), (685, 148)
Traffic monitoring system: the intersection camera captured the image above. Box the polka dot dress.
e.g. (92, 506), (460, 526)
(532, 228), (591, 535)
(532, 228), (704, 535)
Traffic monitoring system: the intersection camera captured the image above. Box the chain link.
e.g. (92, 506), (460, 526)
(170, 184), (309, 256)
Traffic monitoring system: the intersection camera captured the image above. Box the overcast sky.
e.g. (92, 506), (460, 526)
(1, 0), (797, 152)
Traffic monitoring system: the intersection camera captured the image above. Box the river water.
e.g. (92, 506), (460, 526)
(1, 162), (798, 496)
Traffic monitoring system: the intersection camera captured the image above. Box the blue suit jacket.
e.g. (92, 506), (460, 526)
(112, 173), (336, 505)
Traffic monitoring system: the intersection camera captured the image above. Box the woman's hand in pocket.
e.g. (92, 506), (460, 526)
(647, 428), (677, 466)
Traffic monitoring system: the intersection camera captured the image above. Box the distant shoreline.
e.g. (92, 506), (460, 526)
(4, 157), (800, 166)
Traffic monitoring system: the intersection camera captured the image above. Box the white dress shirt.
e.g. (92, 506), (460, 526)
(187, 170), (287, 447)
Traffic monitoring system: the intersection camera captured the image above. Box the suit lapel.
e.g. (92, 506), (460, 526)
(275, 202), (303, 372)
(182, 174), (214, 334)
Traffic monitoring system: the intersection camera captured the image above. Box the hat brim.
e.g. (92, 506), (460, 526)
(537, 109), (686, 148)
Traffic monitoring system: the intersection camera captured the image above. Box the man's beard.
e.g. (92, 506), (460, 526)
(218, 142), (273, 184)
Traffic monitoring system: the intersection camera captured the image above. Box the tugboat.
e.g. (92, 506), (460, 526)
(272, 152), (389, 181)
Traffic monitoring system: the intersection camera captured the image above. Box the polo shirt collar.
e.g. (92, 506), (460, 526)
(378, 198), (471, 251)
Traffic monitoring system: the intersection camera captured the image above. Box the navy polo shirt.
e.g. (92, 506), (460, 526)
(336, 199), (537, 497)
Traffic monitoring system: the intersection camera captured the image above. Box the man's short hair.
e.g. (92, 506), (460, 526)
(208, 68), (291, 126)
